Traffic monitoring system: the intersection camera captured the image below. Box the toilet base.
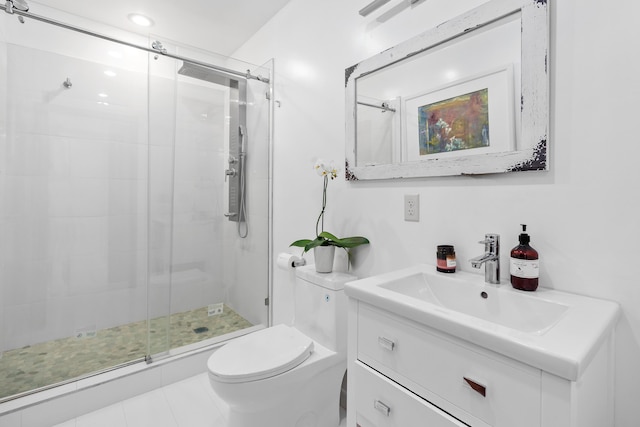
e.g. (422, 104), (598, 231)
(224, 361), (344, 427)
(228, 393), (338, 427)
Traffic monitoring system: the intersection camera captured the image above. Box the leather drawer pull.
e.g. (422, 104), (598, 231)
(374, 399), (391, 416)
(464, 377), (486, 397)
(378, 336), (396, 351)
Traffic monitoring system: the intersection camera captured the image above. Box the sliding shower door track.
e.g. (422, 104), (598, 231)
(0, 3), (269, 84)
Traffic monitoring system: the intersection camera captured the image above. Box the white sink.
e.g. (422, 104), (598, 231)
(380, 271), (569, 334)
(345, 264), (620, 381)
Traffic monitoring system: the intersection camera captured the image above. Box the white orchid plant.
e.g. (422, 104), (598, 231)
(290, 159), (369, 255)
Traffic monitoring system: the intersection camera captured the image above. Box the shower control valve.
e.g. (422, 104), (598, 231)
(228, 155), (238, 164)
(225, 168), (237, 181)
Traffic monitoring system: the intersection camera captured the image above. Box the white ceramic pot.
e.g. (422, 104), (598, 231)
(313, 245), (335, 273)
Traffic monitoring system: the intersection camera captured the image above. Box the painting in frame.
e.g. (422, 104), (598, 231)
(403, 65), (515, 162)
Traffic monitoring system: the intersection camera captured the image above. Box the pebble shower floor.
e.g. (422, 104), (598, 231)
(0, 305), (252, 400)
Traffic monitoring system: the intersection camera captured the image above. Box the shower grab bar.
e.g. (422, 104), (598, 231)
(0, 3), (270, 84)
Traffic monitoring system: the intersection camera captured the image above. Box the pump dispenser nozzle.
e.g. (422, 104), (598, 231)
(519, 224), (530, 245)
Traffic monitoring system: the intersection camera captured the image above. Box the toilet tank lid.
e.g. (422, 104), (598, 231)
(295, 265), (357, 291)
(207, 324), (314, 383)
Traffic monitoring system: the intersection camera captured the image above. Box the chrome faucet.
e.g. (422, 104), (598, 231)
(469, 234), (500, 284)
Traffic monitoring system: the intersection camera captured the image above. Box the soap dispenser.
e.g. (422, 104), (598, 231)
(510, 224), (539, 291)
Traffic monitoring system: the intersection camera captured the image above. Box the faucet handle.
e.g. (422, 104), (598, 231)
(479, 234), (499, 255)
(478, 234), (499, 244)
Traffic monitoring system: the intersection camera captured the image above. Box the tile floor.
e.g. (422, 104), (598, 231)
(52, 373), (347, 427)
(1, 305), (252, 400)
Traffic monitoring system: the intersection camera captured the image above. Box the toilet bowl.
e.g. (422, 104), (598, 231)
(207, 265), (356, 427)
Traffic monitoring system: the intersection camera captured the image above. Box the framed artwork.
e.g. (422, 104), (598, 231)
(403, 65), (514, 162)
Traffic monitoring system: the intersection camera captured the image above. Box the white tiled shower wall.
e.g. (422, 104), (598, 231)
(0, 43), (150, 351)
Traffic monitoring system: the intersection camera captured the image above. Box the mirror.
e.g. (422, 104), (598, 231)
(345, 0), (549, 180)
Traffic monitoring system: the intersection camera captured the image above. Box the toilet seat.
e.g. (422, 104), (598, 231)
(208, 324), (314, 383)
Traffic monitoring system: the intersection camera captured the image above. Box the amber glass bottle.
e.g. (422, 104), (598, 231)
(510, 224), (539, 291)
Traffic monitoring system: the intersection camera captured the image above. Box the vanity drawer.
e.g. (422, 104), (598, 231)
(357, 304), (541, 427)
(353, 361), (467, 427)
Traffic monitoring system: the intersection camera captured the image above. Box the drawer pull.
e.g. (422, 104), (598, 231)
(374, 399), (391, 416)
(464, 377), (486, 397)
(378, 336), (396, 351)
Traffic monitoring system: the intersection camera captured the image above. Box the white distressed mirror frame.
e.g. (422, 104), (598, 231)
(345, 0), (549, 180)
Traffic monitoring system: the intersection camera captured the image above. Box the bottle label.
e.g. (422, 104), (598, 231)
(510, 257), (539, 279)
(446, 255), (456, 268)
(437, 256), (456, 270)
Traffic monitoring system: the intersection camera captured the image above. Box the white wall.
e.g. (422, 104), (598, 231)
(233, 0), (640, 425)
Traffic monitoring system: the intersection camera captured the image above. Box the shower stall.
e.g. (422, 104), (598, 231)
(0, 2), (272, 402)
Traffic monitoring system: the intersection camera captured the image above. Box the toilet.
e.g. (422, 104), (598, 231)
(207, 265), (356, 427)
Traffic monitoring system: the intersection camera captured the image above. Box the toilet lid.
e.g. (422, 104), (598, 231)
(208, 324), (314, 383)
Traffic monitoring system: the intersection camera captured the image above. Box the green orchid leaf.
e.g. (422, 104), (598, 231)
(318, 232), (369, 248)
(290, 239), (313, 248)
(292, 232), (369, 254)
(335, 236), (370, 248)
(303, 236), (327, 252)
(318, 231), (340, 241)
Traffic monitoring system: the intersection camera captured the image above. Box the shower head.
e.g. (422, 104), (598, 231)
(178, 61), (244, 88)
(178, 62), (235, 88)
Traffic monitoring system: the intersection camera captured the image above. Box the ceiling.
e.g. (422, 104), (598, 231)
(29, 0), (291, 56)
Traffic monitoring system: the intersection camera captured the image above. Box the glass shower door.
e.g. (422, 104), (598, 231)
(0, 15), (150, 400)
(0, 11), (271, 401)
(147, 42), (271, 359)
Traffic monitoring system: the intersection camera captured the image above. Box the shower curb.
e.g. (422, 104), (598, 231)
(0, 338), (235, 427)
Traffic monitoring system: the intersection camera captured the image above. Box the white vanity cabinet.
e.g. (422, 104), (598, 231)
(346, 300), (616, 427)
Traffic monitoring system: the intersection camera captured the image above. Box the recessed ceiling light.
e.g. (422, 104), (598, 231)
(128, 13), (154, 27)
(98, 93), (109, 98)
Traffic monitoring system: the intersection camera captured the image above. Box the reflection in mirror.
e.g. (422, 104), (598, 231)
(356, 95), (399, 165)
(345, 0), (549, 180)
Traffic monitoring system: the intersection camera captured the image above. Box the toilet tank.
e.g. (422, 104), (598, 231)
(294, 265), (356, 354)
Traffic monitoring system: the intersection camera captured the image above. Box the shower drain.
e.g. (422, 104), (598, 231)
(193, 327), (209, 334)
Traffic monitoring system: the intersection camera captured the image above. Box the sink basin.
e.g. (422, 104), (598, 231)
(380, 271), (568, 334)
(345, 264), (620, 381)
